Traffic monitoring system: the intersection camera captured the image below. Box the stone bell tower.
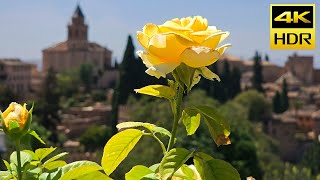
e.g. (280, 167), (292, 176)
(67, 5), (88, 43)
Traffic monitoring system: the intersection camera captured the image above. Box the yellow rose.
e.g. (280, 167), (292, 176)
(137, 16), (231, 78)
(2, 102), (29, 130)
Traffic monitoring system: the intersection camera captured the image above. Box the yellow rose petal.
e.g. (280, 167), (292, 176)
(148, 33), (194, 62)
(187, 16), (207, 31)
(159, 21), (191, 33)
(137, 31), (149, 50)
(219, 31), (230, 43)
(217, 43), (232, 55)
(181, 17), (192, 27)
(146, 62), (180, 78)
(2, 103), (15, 119)
(170, 18), (181, 25)
(143, 23), (159, 37)
(189, 30), (221, 43)
(201, 32), (228, 49)
(180, 46), (220, 68)
(207, 26), (218, 32)
(137, 50), (164, 67)
(20, 103), (28, 127)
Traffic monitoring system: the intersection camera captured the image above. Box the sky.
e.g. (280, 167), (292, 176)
(0, 0), (319, 68)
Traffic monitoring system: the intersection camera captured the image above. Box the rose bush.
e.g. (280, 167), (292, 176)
(137, 16), (230, 78)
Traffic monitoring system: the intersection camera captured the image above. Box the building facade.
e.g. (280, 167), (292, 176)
(0, 59), (32, 94)
(42, 5), (112, 74)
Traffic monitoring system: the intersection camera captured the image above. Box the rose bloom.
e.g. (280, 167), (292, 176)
(137, 16), (230, 78)
(2, 102), (29, 130)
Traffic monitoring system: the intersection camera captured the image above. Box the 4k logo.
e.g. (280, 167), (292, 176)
(270, 4), (316, 49)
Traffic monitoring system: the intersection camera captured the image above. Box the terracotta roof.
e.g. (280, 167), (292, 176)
(0, 59), (32, 66)
(43, 41), (110, 52)
(242, 60), (274, 66)
(275, 71), (302, 85)
(220, 54), (242, 61)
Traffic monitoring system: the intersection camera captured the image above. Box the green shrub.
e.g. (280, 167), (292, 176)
(79, 125), (112, 152)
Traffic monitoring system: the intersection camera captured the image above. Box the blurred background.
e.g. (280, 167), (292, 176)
(0, 1), (320, 179)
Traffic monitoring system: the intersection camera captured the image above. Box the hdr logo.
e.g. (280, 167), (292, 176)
(270, 4), (316, 49)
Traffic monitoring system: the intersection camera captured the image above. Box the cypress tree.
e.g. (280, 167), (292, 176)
(265, 54), (269, 61)
(37, 67), (61, 143)
(110, 79), (120, 135)
(273, 91), (282, 114)
(252, 51), (264, 92)
(218, 60), (231, 102)
(117, 35), (137, 104)
(230, 67), (242, 98)
(281, 79), (289, 112)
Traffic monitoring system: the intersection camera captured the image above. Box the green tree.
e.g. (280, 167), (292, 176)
(302, 141), (320, 175)
(79, 63), (94, 91)
(56, 69), (80, 97)
(0, 85), (16, 109)
(252, 51), (264, 92)
(110, 79), (120, 135)
(117, 35), (138, 104)
(281, 79), (289, 112)
(265, 54), (269, 61)
(273, 91), (282, 114)
(233, 90), (271, 121)
(36, 68), (61, 143)
(230, 67), (242, 98)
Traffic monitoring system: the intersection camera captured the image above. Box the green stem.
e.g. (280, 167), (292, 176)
(167, 85), (184, 152)
(144, 132), (166, 155)
(152, 134), (167, 155)
(15, 140), (22, 180)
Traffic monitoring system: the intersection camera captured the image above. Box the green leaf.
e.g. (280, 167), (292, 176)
(28, 130), (46, 144)
(175, 63), (196, 91)
(39, 169), (62, 180)
(3, 160), (10, 171)
(195, 158), (240, 180)
(43, 152), (68, 165)
(117, 122), (171, 137)
(102, 129), (143, 175)
(193, 152), (214, 179)
(43, 160), (67, 170)
(198, 67), (220, 81)
(149, 163), (160, 172)
(61, 161), (98, 173)
(23, 150), (38, 160)
(0, 171), (11, 178)
(35, 147), (56, 161)
(10, 151), (32, 167)
(9, 121), (19, 131)
(60, 164), (103, 180)
(77, 171), (112, 180)
(194, 105), (231, 146)
(181, 109), (201, 135)
(117, 122), (155, 132)
(190, 70), (201, 90)
(159, 148), (193, 180)
(180, 164), (195, 179)
(152, 127), (171, 137)
(126, 165), (154, 180)
(134, 85), (175, 99)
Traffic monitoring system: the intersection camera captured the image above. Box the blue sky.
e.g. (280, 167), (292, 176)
(0, 0), (319, 67)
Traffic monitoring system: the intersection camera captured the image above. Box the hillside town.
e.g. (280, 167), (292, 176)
(0, 4), (319, 179)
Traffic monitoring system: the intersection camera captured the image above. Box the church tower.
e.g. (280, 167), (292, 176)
(67, 5), (88, 42)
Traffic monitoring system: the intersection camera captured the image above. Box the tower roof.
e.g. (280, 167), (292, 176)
(73, 5), (84, 18)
